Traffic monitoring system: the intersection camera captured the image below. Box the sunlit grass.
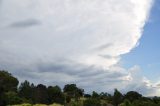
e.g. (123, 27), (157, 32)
(10, 103), (63, 106)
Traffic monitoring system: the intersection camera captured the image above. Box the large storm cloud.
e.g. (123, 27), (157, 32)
(0, 0), (158, 96)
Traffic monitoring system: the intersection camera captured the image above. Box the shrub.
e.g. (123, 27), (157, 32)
(83, 98), (101, 106)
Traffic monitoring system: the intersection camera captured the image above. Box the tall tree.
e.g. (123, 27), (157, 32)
(92, 91), (99, 98)
(4, 91), (22, 105)
(113, 89), (123, 106)
(18, 80), (35, 103)
(0, 86), (6, 106)
(34, 84), (49, 104)
(63, 84), (77, 99)
(47, 85), (64, 104)
(0, 70), (19, 92)
(63, 84), (84, 101)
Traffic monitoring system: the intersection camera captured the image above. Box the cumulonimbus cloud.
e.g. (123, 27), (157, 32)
(0, 0), (158, 96)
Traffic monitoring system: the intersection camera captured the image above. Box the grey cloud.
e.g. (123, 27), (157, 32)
(35, 61), (127, 79)
(9, 19), (41, 28)
(0, 57), (158, 95)
(98, 55), (114, 59)
(95, 43), (113, 51)
(157, 84), (160, 87)
(7, 60), (128, 92)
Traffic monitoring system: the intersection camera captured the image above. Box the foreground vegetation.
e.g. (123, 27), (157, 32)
(0, 70), (160, 106)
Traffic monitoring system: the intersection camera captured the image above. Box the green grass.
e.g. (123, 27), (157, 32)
(10, 103), (63, 106)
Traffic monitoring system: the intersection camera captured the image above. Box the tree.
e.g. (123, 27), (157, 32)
(152, 96), (160, 104)
(47, 85), (64, 104)
(113, 89), (123, 106)
(18, 80), (35, 103)
(92, 91), (99, 98)
(0, 86), (6, 106)
(4, 91), (22, 105)
(0, 70), (19, 92)
(63, 84), (84, 101)
(63, 84), (77, 97)
(34, 84), (49, 104)
(124, 91), (142, 102)
(84, 94), (91, 98)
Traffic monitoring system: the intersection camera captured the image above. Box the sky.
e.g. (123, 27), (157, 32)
(0, 0), (159, 96)
(122, 0), (160, 83)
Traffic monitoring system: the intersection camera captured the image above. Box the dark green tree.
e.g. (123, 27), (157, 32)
(63, 84), (77, 97)
(124, 91), (142, 102)
(0, 70), (19, 92)
(18, 80), (35, 103)
(152, 96), (160, 104)
(47, 85), (64, 104)
(34, 84), (49, 104)
(113, 89), (123, 106)
(4, 91), (22, 105)
(92, 91), (99, 98)
(63, 84), (83, 101)
(84, 94), (91, 98)
(0, 86), (6, 106)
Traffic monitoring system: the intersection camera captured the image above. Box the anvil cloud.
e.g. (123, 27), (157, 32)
(0, 0), (158, 96)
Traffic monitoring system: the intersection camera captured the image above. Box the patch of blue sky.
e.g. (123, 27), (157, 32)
(122, 0), (160, 82)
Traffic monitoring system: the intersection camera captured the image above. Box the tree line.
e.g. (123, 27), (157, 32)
(0, 70), (160, 106)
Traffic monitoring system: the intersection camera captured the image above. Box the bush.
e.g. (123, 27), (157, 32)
(83, 98), (101, 106)
(5, 91), (22, 105)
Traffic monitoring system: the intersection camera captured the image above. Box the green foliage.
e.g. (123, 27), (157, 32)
(47, 86), (64, 104)
(84, 94), (91, 98)
(63, 84), (84, 102)
(152, 96), (160, 104)
(119, 99), (133, 106)
(63, 84), (77, 97)
(0, 86), (6, 106)
(34, 84), (49, 104)
(83, 98), (101, 106)
(19, 80), (35, 103)
(113, 89), (123, 106)
(5, 91), (22, 105)
(70, 100), (83, 106)
(92, 91), (99, 98)
(124, 91), (142, 102)
(0, 70), (19, 92)
(132, 100), (157, 106)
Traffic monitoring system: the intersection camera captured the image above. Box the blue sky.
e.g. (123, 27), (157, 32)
(122, 0), (160, 82)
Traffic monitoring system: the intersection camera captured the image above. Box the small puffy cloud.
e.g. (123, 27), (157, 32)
(0, 0), (158, 96)
(122, 66), (160, 96)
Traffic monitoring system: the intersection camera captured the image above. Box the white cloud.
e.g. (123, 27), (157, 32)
(0, 0), (158, 96)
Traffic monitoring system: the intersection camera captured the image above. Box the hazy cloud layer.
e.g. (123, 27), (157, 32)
(0, 0), (158, 96)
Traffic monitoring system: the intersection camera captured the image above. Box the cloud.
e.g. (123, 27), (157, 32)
(121, 66), (160, 96)
(0, 0), (158, 96)
(9, 19), (41, 28)
(157, 84), (160, 87)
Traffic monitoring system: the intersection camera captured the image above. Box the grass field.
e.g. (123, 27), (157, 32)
(11, 103), (63, 106)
